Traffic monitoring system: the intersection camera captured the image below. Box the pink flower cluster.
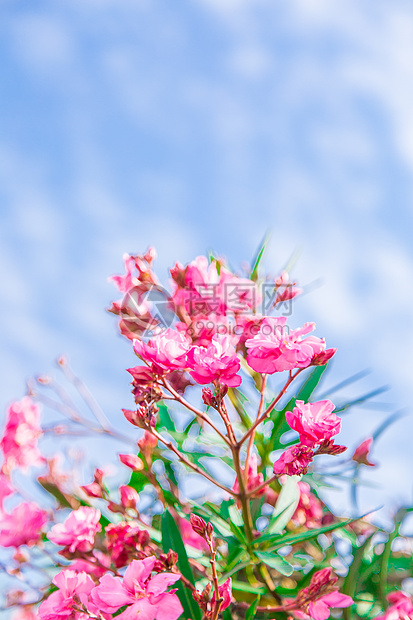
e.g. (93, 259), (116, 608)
(0, 397), (43, 473)
(246, 317), (333, 374)
(0, 501), (47, 548)
(273, 400), (343, 476)
(292, 568), (353, 620)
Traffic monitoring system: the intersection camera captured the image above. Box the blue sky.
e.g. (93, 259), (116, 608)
(1, 0), (413, 519)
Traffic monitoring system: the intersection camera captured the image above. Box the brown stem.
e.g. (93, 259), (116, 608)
(246, 473), (279, 498)
(238, 369), (303, 447)
(208, 538), (224, 620)
(244, 374), (267, 486)
(161, 379), (231, 446)
(150, 429), (236, 496)
(232, 444), (254, 543)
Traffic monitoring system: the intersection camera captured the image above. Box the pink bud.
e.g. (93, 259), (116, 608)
(202, 388), (216, 408)
(190, 513), (208, 539)
(352, 437), (376, 467)
(138, 431), (158, 451)
(81, 482), (104, 499)
(119, 454), (144, 471)
(312, 348), (337, 366)
(120, 485), (139, 510)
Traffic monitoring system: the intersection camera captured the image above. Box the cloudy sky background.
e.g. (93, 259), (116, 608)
(1, 0), (413, 521)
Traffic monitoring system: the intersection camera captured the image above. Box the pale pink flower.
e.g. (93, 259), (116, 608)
(352, 437), (376, 467)
(273, 444), (313, 476)
(109, 253), (136, 293)
(292, 482), (323, 529)
(211, 578), (232, 611)
(180, 517), (209, 552)
(286, 400), (341, 447)
(0, 502), (47, 547)
(38, 569), (98, 620)
(70, 551), (111, 578)
(187, 334), (242, 387)
(133, 328), (191, 374)
(0, 397), (43, 473)
(91, 556), (183, 620)
(0, 473), (13, 511)
(48, 507), (101, 553)
(246, 317), (326, 374)
(376, 591), (413, 620)
(233, 454), (265, 496)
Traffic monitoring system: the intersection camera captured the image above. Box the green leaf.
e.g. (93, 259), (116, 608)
(158, 403), (175, 432)
(161, 510), (202, 620)
(254, 551), (293, 576)
(267, 475), (300, 535)
(265, 518), (354, 551)
(250, 232), (270, 282)
(245, 595), (261, 620)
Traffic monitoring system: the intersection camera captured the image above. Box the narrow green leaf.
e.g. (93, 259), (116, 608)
(255, 551), (293, 576)
(158, 403), (175, 432)
(161, 510), (202, 620)
(250, 232), (270, 282)
(245, 595), (261, 620)
(266, 518), (354, 551)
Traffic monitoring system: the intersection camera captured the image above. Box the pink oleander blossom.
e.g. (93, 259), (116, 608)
(376, 591), (413, 620)
(105, 521), (150, 568)
(211, 578), (232, 612)
(273, 444), (314, 476)
(286, 400), (341, 447)
(292, 568), (353, 620)
(38, 569), (98, 620)
(187, 334), (242, 387)
(133, 329), (191, 374)
(0, 397), (43, 473)
(0, 502), (47, 547)
(48, 507), (101, 553)
(91, 556), (183, 620)
(245, 317), (326, 374)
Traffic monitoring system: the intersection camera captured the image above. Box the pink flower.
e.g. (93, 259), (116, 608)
(352, 437), (376, 467)
(0, 502), (47, 547)
(245, 317), (326, 374)
(286, 400), (341, 447)
(180, 517), (209, 552)
(233, 454), (265, 496)
(48, 507), (101, 553)
(293, 568), (353, 620)
(187, 334), (242, 387)
(0, 397), (43, 473)
(273, 444), (314, 476)
(211, 578), (232, 612)
(38, 569), (98, 620)
(133, 329), (191, 374)
(105, 521), (150, 568)
(91, 556), (183, 620)
(292, 482), (323, 529)
(376, 591), (413, 620)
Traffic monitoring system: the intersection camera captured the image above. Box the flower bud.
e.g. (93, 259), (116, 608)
(312, 348), (337, 366)
(81, 482), (104, 499)
(120, 485), (139, 511)
(119, 454), (144, 471)
(189, 513), (209, 539)
(352, 437), (376, 466)
(202, 388), (216, 408)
